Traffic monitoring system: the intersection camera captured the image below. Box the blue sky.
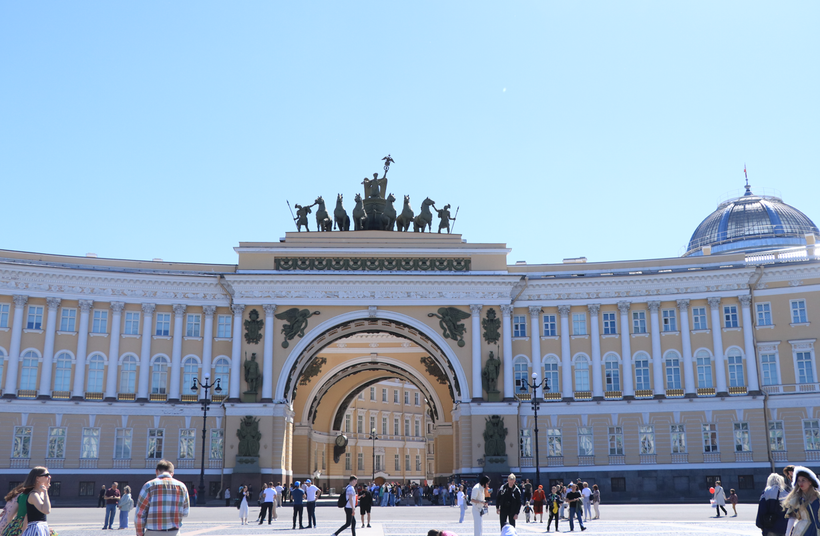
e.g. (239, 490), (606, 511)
(2, 1), (818, 266)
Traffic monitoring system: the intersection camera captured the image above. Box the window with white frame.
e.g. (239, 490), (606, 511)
(578, 427), (594, 456)
(519, 429), (532, 458)
(727, 350), (745, 387)
(47, 427), (67, 459)
(702, 423), (718, 453)
(547, 428), (563, 456)
(86, 354), (105, 392)
(370, 415), (376, 433)
(514, 357), (529, 394)
(20, 350), (39, 390)
(115, 428), (132, 459)
(760, 352), (779, 386)
(796, 351), (815, 384)
(695, 350), (713, 389)
(602, 312), (617, 335)
(12, 426), (32, 459)
(54, 352), (72, 392)
(574, 355), (590, 391)
(179, 429), (196, 459)
(155, 313), (171, 336)
(665, 351), (682, 390)
(634, 353), (651, 391)
(692, 307), (707, 330)
(182, 357), (198, 395)
(792, 300), (808, 324)
(393, 389), (399, 403)
(543, 314), (557, 337)
(513, 315), (527, 337)
(639, 425), (655, 454)
(608, 427), (624, 455)
(414, 392), (420, 406)
(733, 422), (751, 452)
(91, 310), (108, 334)
(81, 427), (100, 459)
(662, 309), (677, 332)
(0, 303), (9, 328)
(60, 308), (76, 332)
(756, 303), (772, 326)
(151, 356), (169, 394)
(414, 420), (420, 437)
(124, 311), (140, 335)
(605, 354), (620, 392)
(393, 418), (399, 436)
(382, 416), (388, 436)
(345, 453), (351, 471)
(213, 357), (230, 393)
(374, 454), (382, 471)
(216, 315), (232, 337)
(27, 305), (44, 330)
(382, 388), (387, 402)
(416, 455), (421, 471)
(344, 414), (351, 434)
(404, 391), (409, 404)
(210, 429), (223, 460)
(186, 314), (201, 337)
(394, 454), (400, 471)
(768, 421), (785, 452)
(357, 453), (364, 471)
(724, 305), (739, 328)
(404, 419), (410, 436)
(670, 424), (686, 453)
(804, 420), (820, 451)
(405, 454), (410, 471)
(543, 357), (559, 392)
(572, 313), (587, 335)
(147, 429), (164, 459)
(632, 311), (647, 334)
(370, 387), (375, 401)
(357, 415), (363, 434)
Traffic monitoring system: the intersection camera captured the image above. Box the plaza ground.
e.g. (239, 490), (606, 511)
(47, 501), (760, 536)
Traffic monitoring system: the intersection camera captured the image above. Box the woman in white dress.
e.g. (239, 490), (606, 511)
(239, 486), (250, 524)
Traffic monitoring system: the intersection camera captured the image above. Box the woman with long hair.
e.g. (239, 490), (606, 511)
(781, 466), (820, 536)
(18, 467), (51, 536)
(756, 473), (787, 536)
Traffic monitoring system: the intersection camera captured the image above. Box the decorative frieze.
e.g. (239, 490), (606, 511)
(273, 257), (471, 272)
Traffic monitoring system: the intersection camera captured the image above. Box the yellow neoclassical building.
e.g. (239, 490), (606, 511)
(0, 179), (818, 503)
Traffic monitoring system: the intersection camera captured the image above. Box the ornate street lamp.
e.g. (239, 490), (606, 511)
(191, 373), (222, 502)
(518, 372), (549, 489)
(369, 427), (378, 483)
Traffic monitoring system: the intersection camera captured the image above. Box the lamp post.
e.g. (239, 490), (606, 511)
(520, 372), (549, 489)
(369, 427), (378, 483)
(191, 373), (222, 502)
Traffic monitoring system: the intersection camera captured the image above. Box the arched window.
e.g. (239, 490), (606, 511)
(182, 356), (199, 395)
(120, 355), (138, 394)
(54, 352), (72, 392)
(695, 349), (713, 389)
(151, 356), (169, 395)
(20, 350), (40, 390)
(543, 356), (560, 393)
(727, 348), (745, 387)
(213, 357), (230, 394)
(86, 354), (105, 392)
(604, 354), (621, 392)
(513, 357), (529, 394)
(665, 351), (682, 390)
(574, 355), (590, 392)
(633, 352), (651, 391)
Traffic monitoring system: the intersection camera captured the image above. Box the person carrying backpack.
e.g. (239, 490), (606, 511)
(333, 475), (358, 536)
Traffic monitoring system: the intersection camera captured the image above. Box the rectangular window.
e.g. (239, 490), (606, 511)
(370, 387), (375, 401)
(635, 356), (651, 391)
(769, 421), (785, 452)
(357, 415), (363, 434)
(792, 300), (808, 324)
(605, 359), (621, 392)
(728, 353), (745, 387)
(147, 429), (164, 459)
(115, 428), (133, 459)
(374, 454), (382, 472)
(543, 314), (557, 337)
(155, 313), (171, 336)
(60, 308), (77, 332)
(81, 427), (100, 459)
(738, 475), (755, 490)
(179, 429), (196, 459)
(804, 420), (820, 451)
(216, 315), (231, 338)
(382, 416), (388, 436)
(723, 305), (739, 328)
(608, 427), (624, 455)
(344, 414), (351, 434)
(404, 391), (409, 405)
(358, 391), (364, 400)
(357, 453), (364, 471)
(370, 416), (376, 434)
(756, 303), (772, 326)
(186, 314), (201, 337)
(662, 309), (677, 332)
(692, 307), (707, 330)
(611, 477), (626, 492)
(639, 425), (655, 454)
(671, 424), (686, 453)
(547, 428), (563, 457)
(602, 312), (617, 335)
(124, 311), (140, 335)
(415, 392), (420, 406)
(578, 427), (594, 456)
(393, 418), (399, 436)
(519, 429), (532, 458)
(92, 310), (108, 334)
(702, 423), (718, 453)
(0, 303), (9, 328)
(210, 429), (223, 460)
(632, 311), (647, 334)
(414, 420), (420, 437)
(572, 313), (587, 335)
(393, 390), (399, 403)
(345, 453), (351, 471)
(666, 357), (682, 390)
(796, 352), (815, 384)
(405, 454), (410, 471)
(394, 454), (400, 471)
(27, 305), (44, 330)
(382, 388), (387, 402)
(404, 419), (410, 437)
(47, 427), (67, 459)
(79, 482), (96, 497)
(696, 356), (713, 388)
(761, 353), (779, 386)
(416, 455), (421, 471)
(513, 315), (527, 337)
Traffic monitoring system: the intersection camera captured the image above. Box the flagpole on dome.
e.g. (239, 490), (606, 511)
(744, 164), (752, 195)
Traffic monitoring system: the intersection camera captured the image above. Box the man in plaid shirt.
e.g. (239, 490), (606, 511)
(136, 459), (190, 536)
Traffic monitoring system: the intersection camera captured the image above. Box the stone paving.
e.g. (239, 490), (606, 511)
(46, 502), (759, 536)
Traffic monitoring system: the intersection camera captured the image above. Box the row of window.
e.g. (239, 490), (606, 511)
(362, 386), (421, 406)
(11, 426), (225, 461)
(344, 414), (424, 436)
(343, 452), (422, 472)
(518, 420), (820, 458)
(511, 299), (809, 338)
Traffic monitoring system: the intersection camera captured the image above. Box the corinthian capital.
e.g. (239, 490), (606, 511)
(78, 299), (95, 313)
(647, 301), (661, 313)
(110, 301), (126, 314)
(263, 304), (277, 316)
(707, 297), (722, 309)
(557, 305), (572, 317)
(739, 295), (753, 307)
(676, 299), (690, 311)
(202, 305), (217, 317)
(500, 304), (514, 316)
(46, 297), (62, 310)
(12, 295), (28, 308)
(617, 301), (631, 314)
(231, 304), (246, 316)
(469, 304), (483, 315)
(529, 306), (541, 317)
(587, 304), (601, 316)
(173, 304), (187, 316)
(142, 303), (157, 315)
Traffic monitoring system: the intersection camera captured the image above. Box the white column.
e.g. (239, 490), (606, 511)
(137, 303), (155, 401)
(739, 295), (761, 392)
(647, 300), (664, 397)
(558, 305), (573, 399)
(529, 306), (543, 398)
(677, 299), (696, 396)
(500, 305), (515, 399)
(588, 304), (603, 398)
(3, 295), (27, 397)
(469, 305), (482, 400)
(169, 304), (186, 401)
(262, 304), (277, 401)
(708, 297), (729, 394)
(230, 304), (245, 400)
(104, 302), (125, 400)
(618, 301), (634, 397)
(202, 306), (216, 398)
(38, 297), (61, 398)
(71, 300), (94, 399)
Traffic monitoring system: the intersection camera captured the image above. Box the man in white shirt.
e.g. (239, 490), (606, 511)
(275, 482), (284, 508)
(259, 482), (277, 524)
(304, 478), (321, 528)
(333, 475), (357, 536)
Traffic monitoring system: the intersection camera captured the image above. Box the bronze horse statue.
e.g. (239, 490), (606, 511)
(314, 196), (332, 232)
(334, 193), (350, 231)
(413, 197), (436, 232)
(395, 195), (414, 232)
(383, 193), (397, 231)
(352, 194), (367, 231)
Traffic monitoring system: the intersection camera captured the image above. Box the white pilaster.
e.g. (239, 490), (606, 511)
(677, 299), (696, 396)
(500, 304), (514, 399)
(588, 304), (603, 398)
(169, 304), (186, 400)
(529, 306), (543, 398)
(262, 304), (277, 401)
(648, 301), (664, 397)
(230, 304), (245, 400)
(137, 303), (155, 401)
(202, 305), (216, 397)
(3, 295), (27, 396)
(104, 302), (125, 400)
(618, 301), (634, 397)
(38, 297), (61, 398)
(469, 305), (482, 400)
(739, 295), (760, 392)
(71, 299), (94, 399)
(708, 297), (729, 394)
(558, 305), (573, 399)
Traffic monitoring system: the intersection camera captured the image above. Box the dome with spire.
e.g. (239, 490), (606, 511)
(684, 181), (819, 257)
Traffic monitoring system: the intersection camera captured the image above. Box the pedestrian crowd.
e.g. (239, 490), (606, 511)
(755, 465), (820, 536)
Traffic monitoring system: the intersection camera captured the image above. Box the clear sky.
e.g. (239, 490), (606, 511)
(2, 2), (818, 267)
